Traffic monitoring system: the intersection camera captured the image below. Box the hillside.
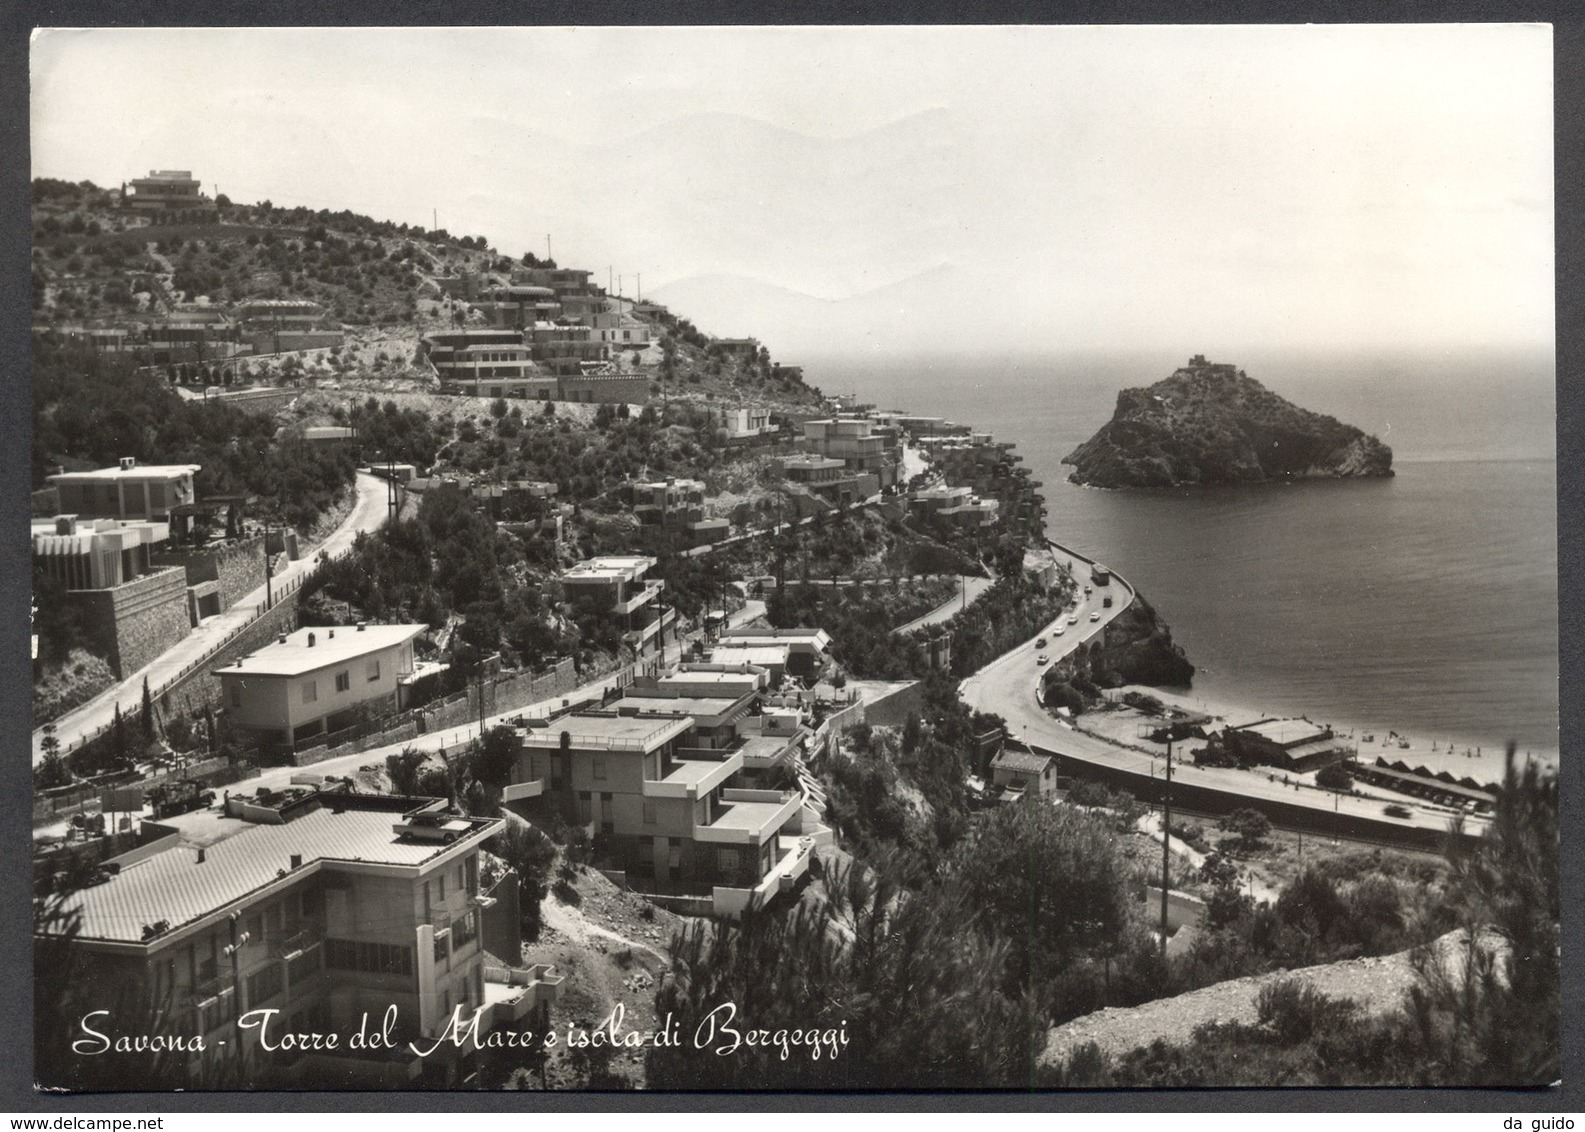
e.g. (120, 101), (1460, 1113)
(1063, 356), (1394, 488)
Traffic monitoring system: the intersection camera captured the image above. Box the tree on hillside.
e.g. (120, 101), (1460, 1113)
(952, 801), (1138, 992)
(1219, 808), (1271, 853)
(1404, 745), (1560, 1085)
(647, 852), (1042, 1088)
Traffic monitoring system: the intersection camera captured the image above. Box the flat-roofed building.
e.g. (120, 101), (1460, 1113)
(910, 484), (1000, 530)
(214, 623), (426, 750)
(236, 299), (325, 330)
(715, 627), (831, 679)
(561, 556), (673, 651)
(474, 285), (559, 330)
(36, 790), (558, 1088)
(502, 713), (809, 917)
(31, 513), (192, 675)
(1216, 718), (1353, 773)
(723, 407), (772, 441)
(630, 478), (704, 527)
(48, 459), (200, 523)
(32, 514), (170, 591)
(124, 169), (214, 215)
(421, 329), (553, 398)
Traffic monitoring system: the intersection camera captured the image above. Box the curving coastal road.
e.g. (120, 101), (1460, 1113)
(961, 544), (1488, 841)
(33, 471), (392, 764)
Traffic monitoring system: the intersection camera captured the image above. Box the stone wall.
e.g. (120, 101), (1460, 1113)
(413, 657), (583, 734)
(861, 681), (924, 727)
(152, 534), (268, 613)
(70, 567), (192, 677)
(153, 592), (301, 721)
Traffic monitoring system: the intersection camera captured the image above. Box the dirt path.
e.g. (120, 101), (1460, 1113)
(1042, 929), (1498, 1066)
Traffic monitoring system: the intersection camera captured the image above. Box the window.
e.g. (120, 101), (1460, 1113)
(335, 670), (350, 693)
(324, 939), (413, 977)
(642, 801), (657, 827)
(592, 757), (606, 781)
(247, 963), (283, 1006)
(230, 684), (241, 708)
(367, 658), (381, 682)
(453, 910), (478, 949)
(438, 875), (445, 902)
(300, 888), (322, 918)
(302, 680), (317, 704)
(245, 914), (263, 944)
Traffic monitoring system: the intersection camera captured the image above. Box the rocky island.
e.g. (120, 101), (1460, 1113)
(1063, 355), (1394, 488)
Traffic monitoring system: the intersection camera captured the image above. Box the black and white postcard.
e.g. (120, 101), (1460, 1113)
(25, 24), (1559, 1095)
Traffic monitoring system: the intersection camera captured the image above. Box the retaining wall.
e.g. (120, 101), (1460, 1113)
(71, 568), (192, 677)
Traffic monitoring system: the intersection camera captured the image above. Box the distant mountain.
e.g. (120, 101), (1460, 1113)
(1063, 356), (1394, 488)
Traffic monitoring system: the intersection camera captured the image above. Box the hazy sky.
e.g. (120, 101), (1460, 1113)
(30, 25), (1554, 359)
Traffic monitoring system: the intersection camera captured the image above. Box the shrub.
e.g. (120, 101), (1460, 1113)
(1255, 978), (1357, 1046)
(552, 878), (581, 906)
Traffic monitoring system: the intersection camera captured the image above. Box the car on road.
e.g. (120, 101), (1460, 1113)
(1036, 654), (1050, 666)
(1089, 612), (1101, 622)
(1068, 615), (1078, 625)
(1383, 804), (1411, 819)
(1053, 624), (1065, 636)
(1036, 636), (1048, 648)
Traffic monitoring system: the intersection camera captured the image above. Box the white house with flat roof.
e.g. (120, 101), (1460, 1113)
(48, 459), (200, 523)
(214, 623), (425, 750)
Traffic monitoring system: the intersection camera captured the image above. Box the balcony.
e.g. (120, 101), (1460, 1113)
(502, 777), (546, 802)
(482, 963), (565, 1027)
(611, 580), (664, 617)
(712, 835), (816, 918)
(644, 751), (744, 799)
(693, 789), (802, 845)
(270, 929), (314, 959)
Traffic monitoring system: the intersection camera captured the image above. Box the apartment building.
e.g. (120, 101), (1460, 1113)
(473, 285), (560, 330)
(39, 790), (559, 1088)
(799, 418), (901, 491)
(214, 623), (426, 750)
(560, 556), (674, 652)
(909, 485), (1001, 531)
(420, 329), (553, 399)
(630, 478), (705, 527)
(501, 712), (811, 917)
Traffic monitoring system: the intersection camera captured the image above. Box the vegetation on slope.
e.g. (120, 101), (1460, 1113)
(1064, 356), (1393, 487)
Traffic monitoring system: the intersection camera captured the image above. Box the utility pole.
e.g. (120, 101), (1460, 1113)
(1160, 736), (1173, 962)
(433, 208), (438, 232)
(225, 911), (250, 1068)
(264, 519), (273, 608)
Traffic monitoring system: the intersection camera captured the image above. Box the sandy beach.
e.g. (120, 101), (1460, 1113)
(1095, 682), (1558, 788)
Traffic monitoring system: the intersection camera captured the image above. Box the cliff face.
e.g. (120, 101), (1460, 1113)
(1046, 594), (1194, 692)
(1063, 358), (1394, 488)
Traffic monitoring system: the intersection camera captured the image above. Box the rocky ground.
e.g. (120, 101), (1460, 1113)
(518, 865), (688, 1089)
(1042, 928), (1499, 1067)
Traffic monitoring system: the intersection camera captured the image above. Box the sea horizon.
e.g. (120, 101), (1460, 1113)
(801, 346), (1560, 760)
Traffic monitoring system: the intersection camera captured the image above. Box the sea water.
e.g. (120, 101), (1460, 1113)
(804, 347), (1559, 756)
